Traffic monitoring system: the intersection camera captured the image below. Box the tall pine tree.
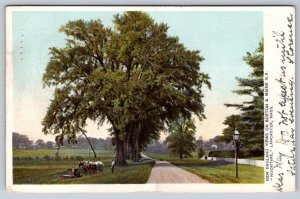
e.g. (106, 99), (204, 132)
(220, 39), (264, 157)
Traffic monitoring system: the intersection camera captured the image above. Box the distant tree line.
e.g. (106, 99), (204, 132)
(13, 132), (34, 149)
(13, 131), (233, 160)
(145, 135), (233, 157)
(145, 140), (168, 154)
(197, 136), (234, 152)
(12, 132), (113, 150)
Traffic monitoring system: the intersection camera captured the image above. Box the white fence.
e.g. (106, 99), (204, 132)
(208, 157), (264, 167)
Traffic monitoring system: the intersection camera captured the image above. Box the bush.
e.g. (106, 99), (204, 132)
(243, 150), (264, 158)
(54, 154), (62, 161)
(208, 150), (264, 159)
(197, 148), (205, 159)
(24, 156), (34, 161)
(208, 150), (235, 158)
(148, 160), (156, 167)
(43, 155), (51, 161)
(64, 155), (69, 161)
(75, 156), (84, 161)
(14, 156), (20, 161)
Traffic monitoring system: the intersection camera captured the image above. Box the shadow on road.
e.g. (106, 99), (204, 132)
(153, 162), (178, 167)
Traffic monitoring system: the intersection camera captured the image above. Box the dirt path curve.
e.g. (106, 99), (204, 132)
(147, 160), (210, 184)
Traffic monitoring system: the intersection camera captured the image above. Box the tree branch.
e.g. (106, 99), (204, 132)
(79, 128), (98, 159)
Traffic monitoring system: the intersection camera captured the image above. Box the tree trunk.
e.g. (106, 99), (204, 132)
(114, 130), (127, 166)
(132, 137), (140, 162)
(125, 123), (133, 160)
(131, 123), (141, 162)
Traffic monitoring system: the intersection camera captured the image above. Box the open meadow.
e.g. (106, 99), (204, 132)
(13, 149), (154, 184)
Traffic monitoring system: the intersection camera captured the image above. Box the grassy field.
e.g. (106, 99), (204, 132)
(13, 149), (264, 184)
(13, 149), (154, 184)
(13, 148), (113, 158)
(147, 153), (264, 184)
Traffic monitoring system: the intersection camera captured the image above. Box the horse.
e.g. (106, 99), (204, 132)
(78, 161), (104, 174)
(78, 161), (97, 174)
(91, 161), (104, 171)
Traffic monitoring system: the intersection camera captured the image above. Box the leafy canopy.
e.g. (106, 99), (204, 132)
(166, 116), (197, 159)
(42, 12), (210, 163)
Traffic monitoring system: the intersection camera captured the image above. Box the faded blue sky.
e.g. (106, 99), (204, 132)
(11, 11), (263, 141)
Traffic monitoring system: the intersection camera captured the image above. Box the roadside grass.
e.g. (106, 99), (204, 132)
(13, 149), (154, 184)
(245, 157), (264, 160)
(183, 164), (264, 183)
(147, 153), (264, 184)
(149, 153), (210, 165)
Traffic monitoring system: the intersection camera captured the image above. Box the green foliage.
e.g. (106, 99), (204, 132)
(197, 148), (205, 159)
(208, 150), (235, 158)
(43, 155), (51, 161)
(217, 114), (241, 142)
(54, 154), (62, 161)
(165, 116), (197, 159)
(221, 39), (264, 156)
(13, 132), (33, 149)
(147, 153), (207, 164)
(42, 12), (210, 165)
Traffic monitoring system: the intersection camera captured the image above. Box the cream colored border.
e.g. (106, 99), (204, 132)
(4, 6), (279, 12)
(6, 6), (13, 192)
(6, 6), (295, 193)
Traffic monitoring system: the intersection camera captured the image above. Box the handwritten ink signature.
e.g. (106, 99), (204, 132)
(273, 173), (284, 192)
(286, 14), (294, 64)
(272, 13), (295, 192)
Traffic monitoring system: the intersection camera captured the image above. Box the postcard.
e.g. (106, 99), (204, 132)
(6, 6), (295, 192)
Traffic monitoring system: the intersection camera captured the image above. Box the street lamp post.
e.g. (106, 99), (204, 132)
(233, 129), (240, 178)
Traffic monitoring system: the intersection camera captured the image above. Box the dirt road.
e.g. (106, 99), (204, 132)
(147, 160), (210, 183)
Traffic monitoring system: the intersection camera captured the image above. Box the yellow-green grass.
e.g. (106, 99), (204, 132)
(13, 149), (154, 184)
(147, 153), (264, 184)
(13, 148), (114, 158)
(183, 164), (264, 183)
(245, 157), (264, 160)
(13, 161), (153, 184)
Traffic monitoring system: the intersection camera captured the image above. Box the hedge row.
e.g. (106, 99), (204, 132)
(208, 150), (263, 158)
(13, 155), (85, 161)
(208, 150), (236, 158)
